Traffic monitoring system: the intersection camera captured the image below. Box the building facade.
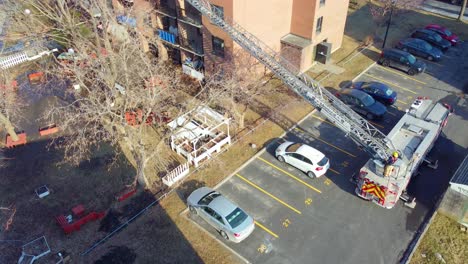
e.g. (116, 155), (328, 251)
(116, 0), (349, 78)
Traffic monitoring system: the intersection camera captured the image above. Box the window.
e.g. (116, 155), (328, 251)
(320, 0), (326, 6)
(316, 16), (323, 34)
(212, 36), (225, 57)
(211, 4), (224, 19)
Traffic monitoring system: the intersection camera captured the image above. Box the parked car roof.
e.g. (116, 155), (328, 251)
(294, 144), (325, 162)
(209, 196), (239, 217)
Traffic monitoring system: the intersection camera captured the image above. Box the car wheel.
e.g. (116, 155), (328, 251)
(381, 60), (390, 67)
(366, 113), (375, 120)
(188, 205), (197, 214)
(427, 55), (433, 61)
(277, 155), (285, 162)
(307, 171), (316, 178)
(408, 69), (416, 76)
(220, 230), (229, 240)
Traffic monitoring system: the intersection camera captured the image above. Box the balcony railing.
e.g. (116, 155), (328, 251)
(155, 2), (177, 18)
(177, 8), (202, 27)
(158, 30), (178, 45)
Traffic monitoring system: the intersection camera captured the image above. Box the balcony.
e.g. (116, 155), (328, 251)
(177, 4), (202, 28)
(158, 30), (178, 45)
(154, 0), (177, 18)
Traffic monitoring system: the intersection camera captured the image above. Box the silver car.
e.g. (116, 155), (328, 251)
(187, 187), (255, 243)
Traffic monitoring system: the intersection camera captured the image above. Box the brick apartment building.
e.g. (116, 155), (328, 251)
(114, 0), (349, 79)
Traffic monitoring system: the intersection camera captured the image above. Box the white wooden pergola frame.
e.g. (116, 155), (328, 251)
(168, 106), (231, 167)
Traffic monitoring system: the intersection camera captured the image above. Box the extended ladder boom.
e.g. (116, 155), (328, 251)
(186, 0), (391, 161)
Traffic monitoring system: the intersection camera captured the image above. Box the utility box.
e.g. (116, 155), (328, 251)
(315, 42), (332, 64)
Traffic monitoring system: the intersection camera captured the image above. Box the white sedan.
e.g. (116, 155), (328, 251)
(275, 141), (330, 178)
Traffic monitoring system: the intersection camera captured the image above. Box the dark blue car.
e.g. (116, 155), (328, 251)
(336, 88), (387, 120)
(395, 38), (443, 61)
(352, 81), (397, 105)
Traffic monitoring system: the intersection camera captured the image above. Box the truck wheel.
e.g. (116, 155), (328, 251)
(408, 69), (416, 76)
(381, 60), (390, 67)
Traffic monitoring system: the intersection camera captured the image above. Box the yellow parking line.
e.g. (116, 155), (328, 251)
(311, 114), (335, 127)
(376, 66), (427, 85)
(364, 73), (418, 94)
(235, 174), (302, 214)
(294, 128), (357, 158)
(255, 221), (279, 238)
(329, 168), (340, 175)
(257, 157), (322, 193)
(397, 100), (408, 105)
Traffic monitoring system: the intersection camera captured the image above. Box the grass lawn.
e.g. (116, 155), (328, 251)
(410, 213), (468, 264)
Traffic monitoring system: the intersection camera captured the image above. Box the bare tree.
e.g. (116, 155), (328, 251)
(207, 47), (274, 131)
(5, 0), (196, 188)
(368, 0), (424, 26)
(459, 0), (467, 21)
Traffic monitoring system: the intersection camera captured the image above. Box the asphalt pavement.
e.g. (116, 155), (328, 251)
(186, 41), (468, 263)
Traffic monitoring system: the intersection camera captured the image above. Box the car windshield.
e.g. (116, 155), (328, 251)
(198, 191), (221, 205)
(317, 156), (329, 166)
(361, 94), (375, 107)
(385, 88), (394, 96)
(286, 143), (302, 152)
(433, 33), (443, 42)
(408, 54), (416, 64)
(226, 208), (248, 229)
(421, 41), (432, 51)
(444, 29), (452, 36)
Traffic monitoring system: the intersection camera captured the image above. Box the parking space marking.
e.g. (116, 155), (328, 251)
(255, 221), (279, 238)
(311, 114), (335, 127)
(364, 73), (418, 94)
(294, 128), (357, 158)
(386, 111), (396, 117)
(397, 100), (408, 105)
(257, 157), (322, 193)
(376, 66), (427, 85)
(235, 174), (302, 214)
(329, 168), (340, 175)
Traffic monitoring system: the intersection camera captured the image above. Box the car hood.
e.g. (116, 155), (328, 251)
(187, 187), (213, 206)
(448, 34), (459, 42)
(439, 39), (452, 48)
(276, 141), (293, 154)
(366, 101), (387, 116)
(429, 47), (443, 57)
(413, 60), (426, 70)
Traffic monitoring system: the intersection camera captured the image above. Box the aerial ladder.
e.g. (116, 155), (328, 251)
(185, 0), (452, 209)
(185, 0), (392, 161)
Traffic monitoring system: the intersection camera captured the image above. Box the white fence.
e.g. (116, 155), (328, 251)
(162, 162), (190, 187)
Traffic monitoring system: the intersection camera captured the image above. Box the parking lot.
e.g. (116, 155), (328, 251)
(186, 41), (468, 264)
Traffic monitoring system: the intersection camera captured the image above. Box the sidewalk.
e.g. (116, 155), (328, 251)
(421, 0), (468, 20)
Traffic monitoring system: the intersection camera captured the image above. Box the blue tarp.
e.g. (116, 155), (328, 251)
(158, 30), (176, 44)
(116, 15), (137, 28)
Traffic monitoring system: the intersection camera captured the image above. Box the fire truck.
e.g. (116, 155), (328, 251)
(185, 0), (452, 208)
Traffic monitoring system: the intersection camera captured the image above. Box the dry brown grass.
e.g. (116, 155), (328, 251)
(410, 213), (468, 264)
